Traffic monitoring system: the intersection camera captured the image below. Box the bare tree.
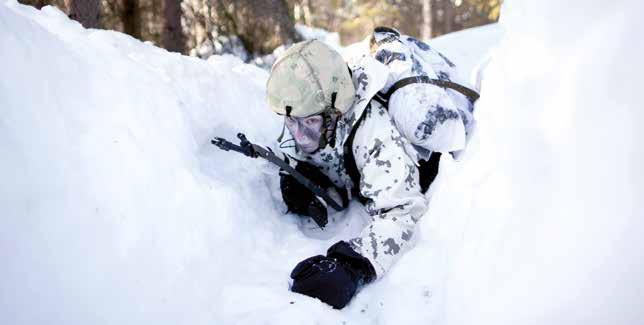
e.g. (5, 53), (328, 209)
(65, 0), (100, 28)
(203, 0), (215, 46)
(21, 0), (50, 9)
(163, 0), (185, 53)
(443, 0), (454, 34)
(214, 0), (300, 55)
(421, 0), (432, 40)
(35, 0), (48, 8)
(120, 0), (142, 39)
(299, 0), (312, 25)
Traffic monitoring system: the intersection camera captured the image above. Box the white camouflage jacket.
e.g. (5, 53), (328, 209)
(279, 28), (473, 279)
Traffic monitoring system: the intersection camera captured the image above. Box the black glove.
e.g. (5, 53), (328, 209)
(280, 161), (341, 227)
(290, 241), (376, 309)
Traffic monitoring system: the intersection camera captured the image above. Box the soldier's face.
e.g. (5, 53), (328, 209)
(285, 114), (324, 153)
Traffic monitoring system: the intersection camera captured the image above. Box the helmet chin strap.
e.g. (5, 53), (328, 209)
(318, 92), (339, 150)
(276, 105), (293, 143)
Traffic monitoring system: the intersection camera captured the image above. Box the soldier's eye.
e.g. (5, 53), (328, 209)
(285, 116), (296, 126)
(304, 116), (322, 126)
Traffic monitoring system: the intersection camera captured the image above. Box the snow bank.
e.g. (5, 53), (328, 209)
(431, 23), (503, 85)
(0, 2), (306, 324)
(434, 1), (644, 324)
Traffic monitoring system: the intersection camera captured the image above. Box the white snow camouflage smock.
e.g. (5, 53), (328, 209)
(279, 28), (474, 278)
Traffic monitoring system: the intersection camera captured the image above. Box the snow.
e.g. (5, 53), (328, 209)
(1, 0), (643, 324)
(434, 1), (644, 324)
(295, 24), (341, 51)
(430, 23), (503, 87)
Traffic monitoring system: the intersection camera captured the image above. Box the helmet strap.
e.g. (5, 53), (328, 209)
(276, 120), (287, 143)
(277, 105), (293, 143)
(319, 92), (340, 149)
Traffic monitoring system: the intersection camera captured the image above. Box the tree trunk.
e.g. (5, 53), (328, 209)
(301, 0), (312, 25)
(444, 0), (455, 34)
(17, 0), (50, 9)
(215, 0), (299, 55)
(66, 0), (100, 28)
(163, 0), (185, 53)
(421, 0), (432, 40)
(120, 0), (142, 40)
(203, 0), (215, 46)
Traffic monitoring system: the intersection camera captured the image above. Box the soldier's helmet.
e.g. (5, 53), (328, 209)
(266, 40), (356, 118)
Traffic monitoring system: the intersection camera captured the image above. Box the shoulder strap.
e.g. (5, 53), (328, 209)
(380, 75), (480, 105)
(343, 104), (370, 203)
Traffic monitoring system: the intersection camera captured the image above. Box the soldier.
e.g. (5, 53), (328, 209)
(267, 27), (476, 309)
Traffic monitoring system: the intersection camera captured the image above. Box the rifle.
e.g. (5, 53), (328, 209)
(211, 133), (345, 224)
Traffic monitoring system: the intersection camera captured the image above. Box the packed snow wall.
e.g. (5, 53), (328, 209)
(0, 2), (303, 324)
(433, 1), (644, 324)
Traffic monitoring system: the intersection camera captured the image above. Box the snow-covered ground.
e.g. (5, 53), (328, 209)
(1, 0), (643, 324)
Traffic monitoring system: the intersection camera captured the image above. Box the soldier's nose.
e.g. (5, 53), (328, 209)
(293, 125), (304, 138)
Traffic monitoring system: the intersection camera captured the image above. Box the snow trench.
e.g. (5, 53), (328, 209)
(2, 1), (644, 324)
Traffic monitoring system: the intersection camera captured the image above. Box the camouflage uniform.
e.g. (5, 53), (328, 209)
(279, 28), (473, 279)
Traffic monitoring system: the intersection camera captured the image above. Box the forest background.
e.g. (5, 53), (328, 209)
(18, 0), (502, 64)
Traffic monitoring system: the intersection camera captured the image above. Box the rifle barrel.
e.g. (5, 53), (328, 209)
(211, 134), (344, 211)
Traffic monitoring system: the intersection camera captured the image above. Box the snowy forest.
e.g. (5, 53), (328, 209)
(2, 0), (643, 324)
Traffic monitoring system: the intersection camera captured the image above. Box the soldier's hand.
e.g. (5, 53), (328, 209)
(289, 241), (376, 309)
(290, 254), (358, 309)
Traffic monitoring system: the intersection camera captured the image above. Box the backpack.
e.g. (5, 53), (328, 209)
(344, 27), (479, 195)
